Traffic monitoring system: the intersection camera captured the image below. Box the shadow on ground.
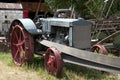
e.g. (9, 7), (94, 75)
(24, 55), (113, 80)
(63, 63), (111, 80)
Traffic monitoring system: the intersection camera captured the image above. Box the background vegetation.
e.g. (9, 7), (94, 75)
(45, 0), (120, 19)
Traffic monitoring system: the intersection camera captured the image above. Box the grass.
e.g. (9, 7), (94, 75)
(0, 52), (120, 80)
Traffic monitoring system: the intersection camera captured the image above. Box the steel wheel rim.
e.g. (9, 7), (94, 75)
(11, 25), (26, 66)
(91, 44), (108, 55)
(44, 47), (63, 76)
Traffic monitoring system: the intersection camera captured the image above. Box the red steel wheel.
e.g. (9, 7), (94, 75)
(10, 25), (34, 66)
(91, 44), (108, 55)
(44, 47), (63, 76)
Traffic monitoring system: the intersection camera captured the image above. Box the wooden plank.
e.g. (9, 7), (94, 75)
(39, 40), (120, 68)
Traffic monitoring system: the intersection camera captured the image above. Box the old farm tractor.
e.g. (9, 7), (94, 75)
(8, 15), (120, 76)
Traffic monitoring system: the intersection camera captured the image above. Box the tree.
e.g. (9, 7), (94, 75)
(107, 0), (120, 17)
(45, 0), (120, 19)
(45, 0), (89, 18)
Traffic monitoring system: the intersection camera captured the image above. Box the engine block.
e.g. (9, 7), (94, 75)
(38, 18), (92, 49)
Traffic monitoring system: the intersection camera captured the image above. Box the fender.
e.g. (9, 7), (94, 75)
(9, 18), (41, 35)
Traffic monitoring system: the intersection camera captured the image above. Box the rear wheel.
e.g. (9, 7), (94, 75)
(10, 25), (34, 66)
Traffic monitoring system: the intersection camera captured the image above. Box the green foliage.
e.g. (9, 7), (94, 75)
(109, 0), (120, 16)
(45, 0), (120, 19)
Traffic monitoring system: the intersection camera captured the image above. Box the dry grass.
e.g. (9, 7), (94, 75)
(0, 52), (120, 80)
(0, 54), (41, 80)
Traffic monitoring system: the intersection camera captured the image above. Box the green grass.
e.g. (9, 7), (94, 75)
(0, 52), (120, 80)
(0, 52), (14, 66)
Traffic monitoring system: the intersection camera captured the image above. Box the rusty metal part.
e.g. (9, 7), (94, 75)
(44, 47), (63, 76)
(39, 40), (120, 74)
(54, 9), (78, 18)
(10, 25), (34, 66)
(91, 44), (108, 55)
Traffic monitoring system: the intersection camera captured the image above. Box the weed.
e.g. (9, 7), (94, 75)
(0, 52), (120, 80)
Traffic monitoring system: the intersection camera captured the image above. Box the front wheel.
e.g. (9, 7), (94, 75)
(44, 47), (63, 76)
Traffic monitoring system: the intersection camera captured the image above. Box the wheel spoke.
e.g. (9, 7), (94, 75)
(19, 52), (25, 65)
(18, 40), (25, 46)
(12, 43), (18, 46)
(15, 46), (25, 65)
(14, 31), (19, 41)
(47, 56), (57, 75)
(12, 40), (25, 47)
(47, 56), (54, 68)
(14, 48), (19, 60)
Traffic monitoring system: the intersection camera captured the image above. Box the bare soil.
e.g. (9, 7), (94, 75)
(0, 61), (41, 80)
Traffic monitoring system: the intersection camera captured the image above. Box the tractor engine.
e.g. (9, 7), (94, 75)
(35, 18), (91, 49)
(8, 9), (120, 76)
(47, 26), (69, 45)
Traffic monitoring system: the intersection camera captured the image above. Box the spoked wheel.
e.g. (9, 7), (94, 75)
(10, 25), (34, 66)
(91, 44), (108, 55)
(44, 47), (63, 76)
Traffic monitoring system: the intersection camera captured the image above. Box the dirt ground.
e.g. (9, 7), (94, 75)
(0, 61), (41, 80)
